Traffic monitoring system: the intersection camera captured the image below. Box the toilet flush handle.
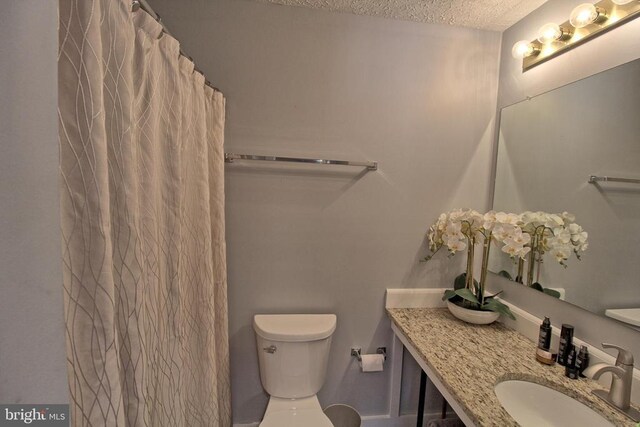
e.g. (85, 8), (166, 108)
(263, 345), (277, 354)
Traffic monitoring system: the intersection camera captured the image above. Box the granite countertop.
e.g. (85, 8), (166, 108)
(387, 308), (638, 427)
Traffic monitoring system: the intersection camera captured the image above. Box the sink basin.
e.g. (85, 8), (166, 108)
(494, 380), (613, 427)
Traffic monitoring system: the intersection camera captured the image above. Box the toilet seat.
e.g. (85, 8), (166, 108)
(259, 396), (333, 427)
(259, 408), (333, 427)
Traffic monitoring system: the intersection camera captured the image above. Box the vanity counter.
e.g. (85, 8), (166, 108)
(387, 307), (637, 427)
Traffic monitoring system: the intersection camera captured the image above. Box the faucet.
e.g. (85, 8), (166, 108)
(583, 343), (640, 422)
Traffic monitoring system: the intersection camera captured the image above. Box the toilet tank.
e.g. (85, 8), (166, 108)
(253, 314), (337, 399)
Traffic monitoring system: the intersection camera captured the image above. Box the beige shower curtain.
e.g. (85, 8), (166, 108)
(58, 0), (230, 425)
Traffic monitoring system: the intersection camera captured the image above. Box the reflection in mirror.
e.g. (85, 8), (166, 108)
(490, 58), (640, 330)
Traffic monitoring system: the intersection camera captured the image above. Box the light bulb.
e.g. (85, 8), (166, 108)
(537, 23), (561, 43)
(570, 3), (607, 28)
(611, 0), (634, 4)
(570, 4), (597, 28)
(511, 40), (538, 59)
(537, 23), (571, 44)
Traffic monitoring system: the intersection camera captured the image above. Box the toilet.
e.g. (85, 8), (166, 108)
(253, 314), (337, 427)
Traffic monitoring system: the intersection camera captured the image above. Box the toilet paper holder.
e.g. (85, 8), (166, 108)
(351, 347), (386, 362)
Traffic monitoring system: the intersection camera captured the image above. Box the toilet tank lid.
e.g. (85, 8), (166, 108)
(253, 314), (337, 342)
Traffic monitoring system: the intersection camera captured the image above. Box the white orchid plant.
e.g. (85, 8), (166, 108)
(517, 211), (588, 290)
(425, 208), (521, 320)
(424, 208), (588, 310)
(428, 210), (528, 256)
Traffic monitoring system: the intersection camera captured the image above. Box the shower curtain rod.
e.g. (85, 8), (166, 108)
(131, 0), (220, 92)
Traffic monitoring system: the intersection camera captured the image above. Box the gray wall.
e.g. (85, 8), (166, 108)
(0, 0), (68, 403)
(150, 0), (501, 423)
(492, 1), (640, 361)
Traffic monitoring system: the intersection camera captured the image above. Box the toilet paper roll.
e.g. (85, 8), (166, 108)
(359, 354), (384, 372)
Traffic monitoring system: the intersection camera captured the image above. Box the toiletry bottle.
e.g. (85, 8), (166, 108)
(535, 316), (557, 365)
(575, 345), (590, 377)
(565, 345), (577, 378)
(557, 324), (574, 366)
(566, 366), (580, 379)
(538, 317), (552, 351)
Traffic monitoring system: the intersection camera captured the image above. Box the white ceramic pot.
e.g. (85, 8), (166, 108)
(446, 300), (500, 325)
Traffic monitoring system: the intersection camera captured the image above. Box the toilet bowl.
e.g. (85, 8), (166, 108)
(253, 314), (337, 427)
(260, 395), (332, 427)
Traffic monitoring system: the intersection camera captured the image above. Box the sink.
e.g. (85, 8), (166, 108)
(494, 380), (613, 427)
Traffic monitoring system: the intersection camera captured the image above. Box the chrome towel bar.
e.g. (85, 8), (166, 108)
(588, 175), (640, 185)
(225, 153), (378, 171)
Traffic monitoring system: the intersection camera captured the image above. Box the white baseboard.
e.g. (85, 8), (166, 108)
(361, 413), (463, 427)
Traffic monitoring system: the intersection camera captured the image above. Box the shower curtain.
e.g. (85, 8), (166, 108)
(58, 0), (230, 425)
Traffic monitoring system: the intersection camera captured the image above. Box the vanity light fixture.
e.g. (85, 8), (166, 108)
(513, 0), (640, 71)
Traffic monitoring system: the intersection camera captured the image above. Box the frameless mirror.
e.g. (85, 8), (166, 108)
(490, 58), (640, 330)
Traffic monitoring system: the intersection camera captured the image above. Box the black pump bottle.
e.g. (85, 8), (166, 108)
(538, 317), (552, 351)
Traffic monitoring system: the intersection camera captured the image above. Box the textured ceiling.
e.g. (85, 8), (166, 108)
(256, 0), (548, 31)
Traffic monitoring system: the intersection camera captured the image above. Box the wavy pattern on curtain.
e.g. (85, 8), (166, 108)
(58, 0), (231, 425)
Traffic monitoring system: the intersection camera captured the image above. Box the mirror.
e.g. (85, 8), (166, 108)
(490, 58), (640, 330)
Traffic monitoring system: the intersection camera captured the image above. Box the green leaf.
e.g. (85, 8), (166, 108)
(530, 282), (544, 292)
(483, 290), (503, 300)
(455, 272), (479, 290)
(454, 273), (466, 290)
(453, 288), (480, 304)
(442, 288), (480, 305)
(476, 289), (483, 304)
(498, 270), (513, 280)
(482, 299), (516, 320)
(442, 289), (458, 301)
(543, 288), (561, 299)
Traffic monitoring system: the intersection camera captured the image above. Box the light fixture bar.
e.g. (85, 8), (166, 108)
(522, 0), (640, 72)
